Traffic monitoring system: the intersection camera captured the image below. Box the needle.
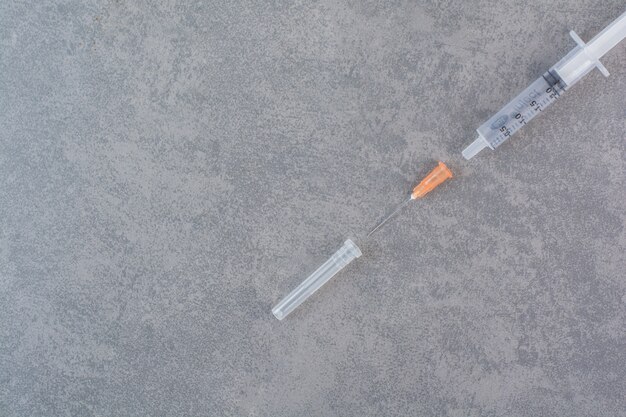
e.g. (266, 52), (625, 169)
(366, 161), (453, 237)
(367, 196), (412, 237)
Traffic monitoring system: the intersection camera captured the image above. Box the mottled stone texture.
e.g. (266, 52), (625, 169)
(1, 1), (625, 416)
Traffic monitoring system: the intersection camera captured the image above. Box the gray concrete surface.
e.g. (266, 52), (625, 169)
(1, 1), (625, 416)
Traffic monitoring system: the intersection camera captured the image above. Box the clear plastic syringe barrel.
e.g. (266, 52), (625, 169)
(463, 10), (626, 159)
(272, 239), (362, 320)
(462, 71), (564, 159)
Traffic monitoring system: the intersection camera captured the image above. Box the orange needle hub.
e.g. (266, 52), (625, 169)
(411, 161), (453, 199)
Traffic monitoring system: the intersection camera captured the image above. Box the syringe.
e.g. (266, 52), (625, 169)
(463, 10), (626, 159)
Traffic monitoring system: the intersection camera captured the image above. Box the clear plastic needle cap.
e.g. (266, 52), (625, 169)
(272, 239), (362, 320)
